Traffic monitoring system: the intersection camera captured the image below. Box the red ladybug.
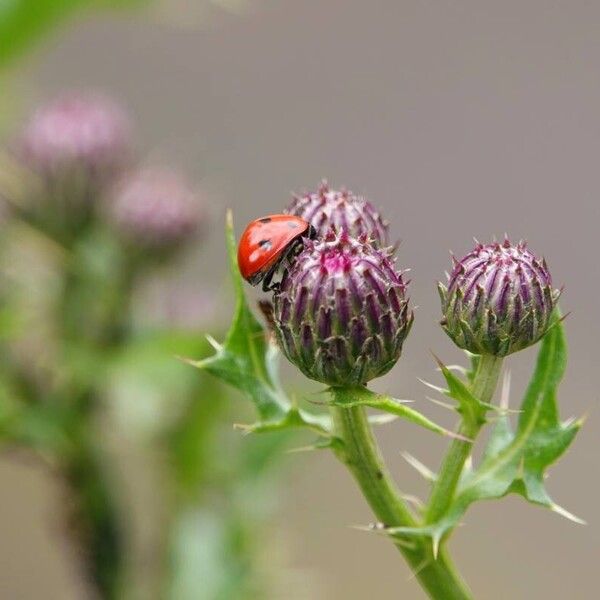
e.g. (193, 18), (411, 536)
(238, 214), (316, 292)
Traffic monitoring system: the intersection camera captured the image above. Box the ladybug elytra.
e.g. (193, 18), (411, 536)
(237, 214), (316, 292)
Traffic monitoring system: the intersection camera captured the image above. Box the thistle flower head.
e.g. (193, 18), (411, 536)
(272, 230), (412, 386)
(19, 91), (131, 181)
(286, 181), (389, 247)
(439, 238), (560, 356)
(108, 167), (203, 254)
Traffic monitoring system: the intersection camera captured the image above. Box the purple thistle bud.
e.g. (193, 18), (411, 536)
(286, 180), (389, 247)
(6, 93), (132, 243)
(19, 91), (131, 182)
(439, 238), (560, 356)
(108, 167), (203, 254)
(272, 231), (412, 386)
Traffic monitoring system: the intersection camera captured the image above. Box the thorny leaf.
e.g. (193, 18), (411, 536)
(190, 211), (330, 435)
(329, 386), (467, 439)
(383, 319), (583, 551)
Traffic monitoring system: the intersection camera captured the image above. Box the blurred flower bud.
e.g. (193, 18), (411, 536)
(6, 92), (132, 243)
(273, 230), (412, 386)
(286, 181), (389, 247)
(108, 167), (203, 256)
(19, 91), (131, 182)
(440, 239), (560, 357)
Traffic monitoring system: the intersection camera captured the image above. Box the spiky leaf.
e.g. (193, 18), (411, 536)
(190, 211), (329, 435)
(190, 211), (287, 421)
(387, 318), (582, 548)
(435, 359), (487, 425)
(510, 320), (582, 516)
(329, 386), (463, 439)
(453, 318), (581, 520)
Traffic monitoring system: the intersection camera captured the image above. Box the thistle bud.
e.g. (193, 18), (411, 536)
(272, 230), (412, 386)
(286, 181), (389, 247)
(8, 92), (131, 242)
(108, 167), (203, 256)
(439, 239), (560, 357)
(19, 91), (131, 182)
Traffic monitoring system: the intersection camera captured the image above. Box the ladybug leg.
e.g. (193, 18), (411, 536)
(261, 265), (280, 293)
(261, 236), (307, 293)
(285, 237), (305, 262)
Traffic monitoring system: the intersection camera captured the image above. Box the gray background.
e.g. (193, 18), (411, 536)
(0, 1), (598, 598)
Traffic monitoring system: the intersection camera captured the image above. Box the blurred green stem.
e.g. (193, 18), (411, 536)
(59, 235), (137, 349)
(64, 422), (123, 600)
(425, 354), (503, 525)
(330, 388), (473, 600)
(55, 232), (138, 597)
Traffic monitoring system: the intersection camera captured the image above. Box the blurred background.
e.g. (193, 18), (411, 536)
(0, 1), (598, 598)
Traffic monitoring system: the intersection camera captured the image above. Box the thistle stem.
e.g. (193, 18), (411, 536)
(331, 387), (473, 600)
(64, 433), (123, 600)
(425, 354), (503, 525)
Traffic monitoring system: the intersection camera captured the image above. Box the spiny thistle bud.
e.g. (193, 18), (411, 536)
(286, 181), (389, 247)
(19, 91), (131, 182)
(272, 230), (412, 386)
(439, 238), (560, 357)
(108, 167), (203, 256)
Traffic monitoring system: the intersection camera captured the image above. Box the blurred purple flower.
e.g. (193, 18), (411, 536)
(109, 167), (203, 253)
(19, 91), (132, 182)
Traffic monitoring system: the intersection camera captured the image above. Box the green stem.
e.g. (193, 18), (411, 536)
(54, 231), (137, 597)
(331, 388), (473, 600)
(59, 241), (136, 350)
(425, 354), (503, 524)
(64, 431), (123, 600)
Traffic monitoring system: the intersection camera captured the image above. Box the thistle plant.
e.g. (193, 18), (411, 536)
(195, 187), (583, 599)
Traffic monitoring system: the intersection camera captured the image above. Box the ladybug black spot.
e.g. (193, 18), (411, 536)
(258, 239), (272, 250)
(259, 217), (272, 223)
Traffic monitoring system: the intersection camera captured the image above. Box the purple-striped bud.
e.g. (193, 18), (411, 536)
(273, 230), (412, 386)
(19, 91), (131, 182)
(286, 181), (389, 247)
(108, 168), (203, 255)
(439, 239), (560, 356)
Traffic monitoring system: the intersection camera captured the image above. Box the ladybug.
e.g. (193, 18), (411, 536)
(237, 214), (316, 292)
